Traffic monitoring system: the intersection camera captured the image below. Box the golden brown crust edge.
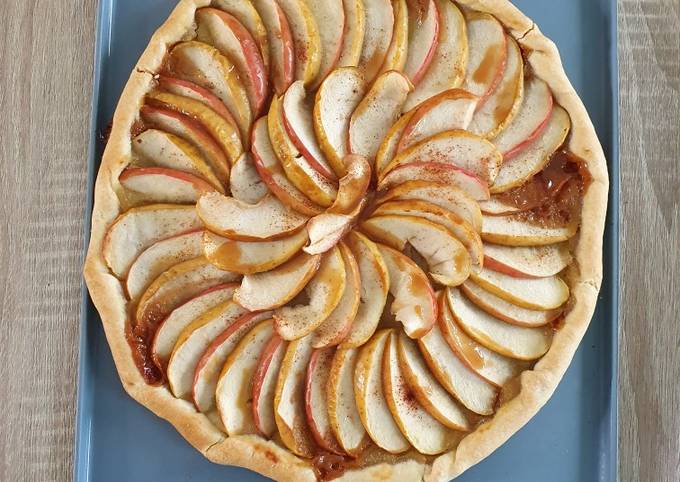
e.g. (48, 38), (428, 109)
(82, 1), (609, 481)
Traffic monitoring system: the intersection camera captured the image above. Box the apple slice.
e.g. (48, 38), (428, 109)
(276, 0), (321, 86)
(328, 155), (371, 215)
(274, 335), (317, 457)
(303, 212), (357, 256)
(383, 331), (456, 455)
(152, 283), (237, 371)
(197, 192), (308, 241)
(215, 319), (274, 433)
(358, 0), (395, 82)
(396, 333), (469, 430)
(251, 117), (323, 216)
(491, 106), (571, 193)
(167, 41), (252, 140)
(126, 229), (204, 301)
(140, 106), (230, 185)
(461, 280), (561, 327)
(362, 215), (471, 287)
(311, 243), (361, 348)
(196, 8), (268, 116)
(336, 0), (365, 67)
(313, 67), (366, 176)
(166, 300), (248, 399)
(252, 334), (287, 437)
(478, 197), (520, 216)
(374, 110), (416, 174)
(481, 213), (578, 246)
(403, 0), (467, 111)
(469, 267), (569, 311)
(468, 35), (523, 139)
(234, 252), (320, 311)
(439, 292), (526, 384)
(378, 162), (490, 201)
(379, 0), (408, 73)
(418, 323), (497, 415)
(283, 81), (336, 179)
(447, 287), (551, 360)
(462, 11), (507, 105)
(269, 94), (338, 207)
(376, 180), (482, 231)
(119, 167), (217, 203)
(341, 232), (390, 347)
(274, 246), (346, 340)
(103, 204), (201, 277)
(203, 229), (307, 274)
(211, 0), (270, 72)
(404, 0), (439, 85)
(354, 330), (410, 454)
(349, 71), (412, 161)
(229, 153), (268, 204)
(484, 243), (572, 278)
(194, 311), (273, 413)
(371, 200), (483, 266)
(251, 0), (294, 94)
(305, 348), (344, 453)
(381, 130), (502, 183)
(308, 0), (345, 87)
(396, 89), (477, 152)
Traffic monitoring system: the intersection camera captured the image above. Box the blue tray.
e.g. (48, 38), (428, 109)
(75, 1), (619, 480)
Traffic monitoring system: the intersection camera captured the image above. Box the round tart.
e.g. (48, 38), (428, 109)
(84, 0), (609, 480)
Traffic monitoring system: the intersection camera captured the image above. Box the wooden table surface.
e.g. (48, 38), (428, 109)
(0, 1), (678, 481)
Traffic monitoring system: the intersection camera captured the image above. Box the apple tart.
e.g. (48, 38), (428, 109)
(84, 0), (608, 480)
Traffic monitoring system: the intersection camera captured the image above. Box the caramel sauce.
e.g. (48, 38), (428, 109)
(312, 452), (352, 481)
(473, 46), (504, 86)
(126, 320), (164, 385)
(492, 73), (519, 124)
(214, 238), (243, 269)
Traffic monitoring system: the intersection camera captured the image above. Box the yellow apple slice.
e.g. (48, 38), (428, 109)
(396, 332), (469, 430)
(362, 215), (471, 287)
(379, 0), (408, 73)
(349, 71), (412, 161)
(251, 0), (294, 94)
(469, 267), (569, 311)
(337, 0), (365, 67)
(341, 232), (390, 347)
(481, 213), (578, 246)
(229, 152), (269, 204)
(403, 0), (467, 111)
(203, 229), (307, 274)
(418, 323), (497, 415)
(215, 319), (274, 434)
(103, 204), (201, 277)
(308, 0), (345, 86)
(484, 243), (572, 278)
(274, 334), (316, 457)
(328, 348), (369, 455)
(305, 348), (344, 453)
(403, 0), (439, 85)
(212, 0), (270, 73)
(462, 11), (507, 105)
(274, 246), (346, 340)
(314, 67), (367, 176)
(491, 106), (571, 193)
(354, 330), (410, 453)
(478, 196), (520, 216)
(447, 287), (552, 360)
(119, 167), (217, 203)
(252, 334), (287, 437)
(374, 109), (416, 174)
(276, 0), (321, 86)
(166, 300), (248, 399)
(383, 331), (457, 455)
(234, 252), (320, 311)
(358, 0), (395, 82)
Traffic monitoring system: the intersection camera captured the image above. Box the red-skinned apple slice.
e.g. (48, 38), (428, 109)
(203, 229), (308, 274)
(447, 287), (552, 360)
(396, 332), (469, 430)
(462, 11), (507, 105)
(103, 204), (201, 277)
(484, 243), (572, 278)
(337, 0), (365, 67)
(349, 71), (412, 161)
(194, 311), (273, 413)
(481, 213), (578, 246)
(461, 280), (561, 327)
(196, 8), (268, 116)
(403, 0), (467, 111)
(308, 0), (345, 87)
(211, 0), (270, 72)
(274, 246), (346, 340)
(358, 0), (395, 82)
(234, 252), (321, 311)
(470, 267), (569, 311)
(362, 215), (471, 286)
(492, 106), (571, 193)
(252, 334), (287, 437)
(276, 0), (321, 86)
(251, 117), (323, 216)
(305, 348), (344, 453)
(374, 110), (416, 174)
(215, 319), (274, 433)
(383, 331), (457, 455)
(379, 0), (408, 73)
(303, 211), (358, 256)
(396, 89), (477, 152)
(119, 167), (217, 203)
(341, 232), (390, 347)
(274, 334), (316, 457)
(404, 0), (439, 85)
(229, 152), (268, 203)
(354, 329), (410, 454)
(251, 0), (294, 94)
